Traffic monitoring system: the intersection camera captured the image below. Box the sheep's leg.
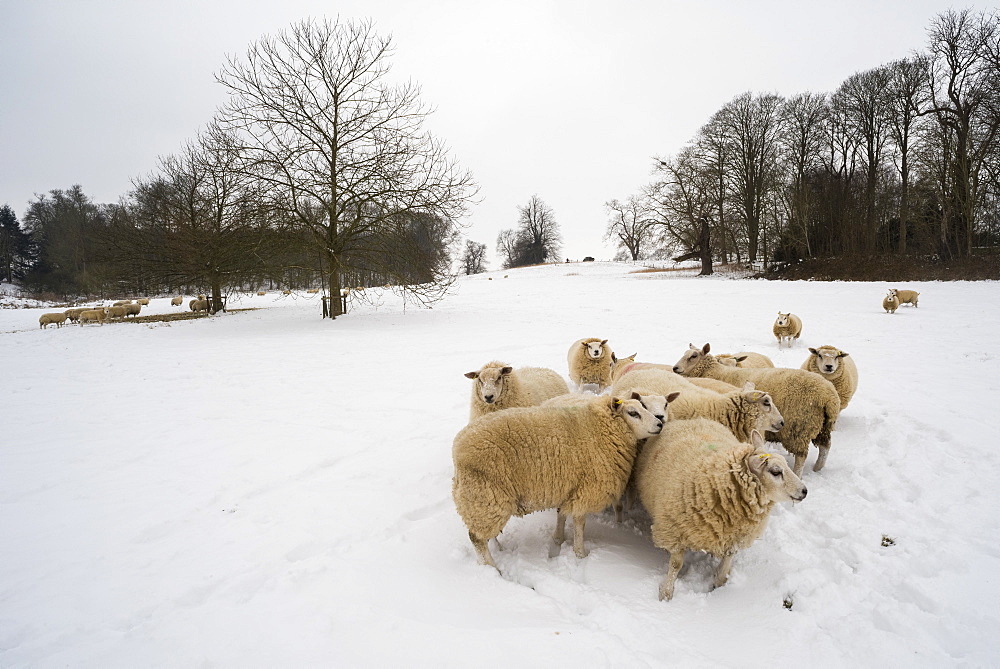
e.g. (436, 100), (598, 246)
(552, 511), (567, 544)
(469, 531), (498, 571)
(813, 445), (830, 472)
(613, 499), (623, 524)
(792, 453), (806, 477)
(659, 551), (684, 601)
(572, 514), (589, 558)
(713, 554), (733, 589)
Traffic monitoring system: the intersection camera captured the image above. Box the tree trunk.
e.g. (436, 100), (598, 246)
(325, 248), (343, 318)
(210, 271), (223, 314)
(698, 217), (713, 276)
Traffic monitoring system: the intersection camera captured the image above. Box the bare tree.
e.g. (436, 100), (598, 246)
(461, 239), (488, 275)
(923, 8), (1000, 257)
(885, 56), (931, 254)
(649, 148), (715, 274)
(216, 18), (476, 317)
(495, 228), (517, 269)
(498, 195), (561, 268)
(603, 196), (656, 261)
(779, 92), (829, 258)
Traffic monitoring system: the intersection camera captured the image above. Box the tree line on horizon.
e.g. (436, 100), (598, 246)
(598, 8), (1000, 275)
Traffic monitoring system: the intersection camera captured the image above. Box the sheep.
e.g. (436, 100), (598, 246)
(672, 343), (841, 476)
(64, 307), (88, 323)
(635, 418), (807, 601)
(136, 298), (150, 306)
(717, 351), (775, 368)
(801, 345), (858, 410)
(773, 312), (802, 348)
(189, 298), (209, 313)
(883, 290), (900, 314)
(464, 361), (570, 421)
(112, 300), (132, 307)
(688, 377), (740, 393)
(892, 288), (919, 307)
(609, 352), (637, 382)
(612, 367), (785, 442)
(306, 288), (319, 294)
(171, 296), (184, 306)
(78, 308), (109, 325)
(124, 303), (142, 318)
(567, 338), (615, 390)
(452, 393), (668, 567)
(39, 312), (68, 329)
(283, 289), (291, 295)
(257, 291), (267, 296)
(106, 305), (128, 320)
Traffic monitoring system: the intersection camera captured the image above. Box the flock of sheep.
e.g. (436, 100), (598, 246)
(37, 295), (202, 328)
(451, 293), (911, 600)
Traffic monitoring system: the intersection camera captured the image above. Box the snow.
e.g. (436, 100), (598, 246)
(2, 263), (998, 666)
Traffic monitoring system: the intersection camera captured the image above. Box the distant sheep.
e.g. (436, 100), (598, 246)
(464, 361), (570, 421)
(892, 288), (919, 307)
(257, 291), (267, 296)
(39, 312), (68, 329)
(673, 343), (841, 476)
(112, 300), (132, 307)
(883, 290), (900, 314)
(64, 307), (88, 323)
(452, 393), (666, 567)
(189, 299), (209, 313)
(124, 303), (141, 318)
(283, 289), (291, 295)
(306, 288), (319, 294)
(635, 418), (807, 601)
(171, 296), (183, 306)
(801, 345), (858, 410)
(568, 338), (614, 390)
(773, 312), (802, 348)
(78, 308), (109, 325)
(136, 298), (150, 306)
(106, 305), (128, 320)
(717, 352), (775, 368)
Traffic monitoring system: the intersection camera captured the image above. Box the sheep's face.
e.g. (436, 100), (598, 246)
(742, 385), (784, 432)
(635, 393), (669, 423)
(809, 347), (847, 375)
(775, 313), (791, 328)
(747, 433), (807, 503)
(887, 288), (898, 298)
(584, 340), (607, 360)
(673, 343), (710, 375)
(465, 365), (513, 405)
(613, 392), (669, 438)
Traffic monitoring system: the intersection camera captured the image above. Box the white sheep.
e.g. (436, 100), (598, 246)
(112, 300), (132, 307)
(891, 288), (919, 307)
(801, 345), (858, 410)
(78, 308), (109, 325)
(189, 298), (209, 313)
(136, 297), (150, 306)
(123, 302), (142, 318)
(567, 337), (614, 390)
(452, 393), (667, 567)
(883, 290), (900, 314)
(611, 367), (785, 442)
(635, 418), (807, 601)
(171, 296), (183, 306)
(773, 312), (802, 348)
(673, 343), (841, 476)
(106, 305), (128, 320)
(39, 312), (68, 329)
(717, 352), (775, 368)
(64, 307), (87, 323)
(464, 361), (570, 421)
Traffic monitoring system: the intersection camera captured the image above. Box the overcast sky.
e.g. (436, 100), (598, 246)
(1, 0), (992, 263)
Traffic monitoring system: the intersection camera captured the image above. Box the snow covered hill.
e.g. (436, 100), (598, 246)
(2, 262), (998, 666)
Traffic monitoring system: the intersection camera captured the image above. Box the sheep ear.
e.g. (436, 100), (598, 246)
(838, 351), (849, 358)
(630, 391), (641, 400)
(500, 366), (513, 376)
(736, 355), (748, 362)
(581, 342), (589, 348)
(702, 343), (711, 354)
(742, 381), (755, 391)
(666, 391), (680, 403)
(750, 430), (766, 449)
(611, 353), (618, 363)
(748, 450), (770, 474)
(464, 371), (479, 379)
(610, 396), (624, 412)
(600, 339), (608, 346)
(808, 347), (818, 355)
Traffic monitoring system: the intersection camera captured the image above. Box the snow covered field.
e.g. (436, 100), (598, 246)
(2, 262), (998, 666)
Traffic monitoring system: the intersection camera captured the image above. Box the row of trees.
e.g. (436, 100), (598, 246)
(5, 18), (476, 316)
(605, 9), (1000, 274)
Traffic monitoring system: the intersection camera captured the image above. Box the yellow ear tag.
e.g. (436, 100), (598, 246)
(751, 392), (763, 401)
(613, 399), (622, 407)
(757, 453), (771, 461)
